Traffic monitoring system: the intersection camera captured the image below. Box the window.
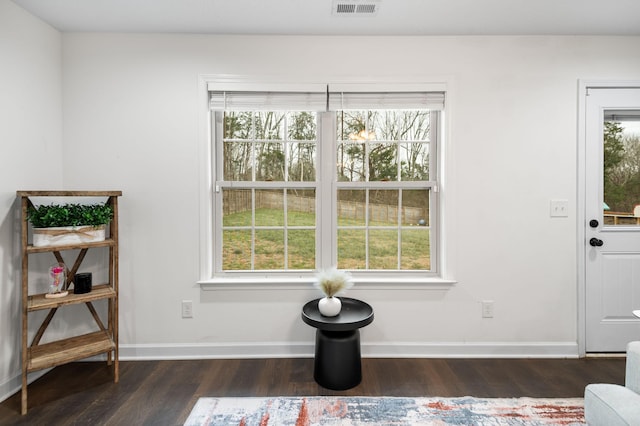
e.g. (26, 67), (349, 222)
(209, 86), (444, 280)
(217, 109), (319, 271)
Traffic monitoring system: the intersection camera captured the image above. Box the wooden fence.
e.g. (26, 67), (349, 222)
(604, 212), (640, 225)
(223, 190), (427, 225)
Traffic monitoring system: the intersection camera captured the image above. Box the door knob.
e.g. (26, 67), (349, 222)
(589, 238), (604, 247)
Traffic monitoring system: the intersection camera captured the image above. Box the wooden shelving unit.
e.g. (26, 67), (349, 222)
(16, 190), (121, 415)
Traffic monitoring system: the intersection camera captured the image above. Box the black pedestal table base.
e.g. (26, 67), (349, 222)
(302, 297), (374, 391)
(314, 329), (362, 390)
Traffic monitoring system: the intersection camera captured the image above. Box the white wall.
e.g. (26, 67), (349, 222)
(56, 34), (640, 360)
(0, 1), (62, 401)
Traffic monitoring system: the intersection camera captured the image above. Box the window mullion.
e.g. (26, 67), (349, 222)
(318, 112), (335, 269)
(251, 113), (257, 182)
(283, 189), (288, 271)
(251, 188), (256, 270)
(398, 189), (403, 270)
(430, 110), (439, 274)
(213, 111), (224, 274)
(365, 189), (370, 269)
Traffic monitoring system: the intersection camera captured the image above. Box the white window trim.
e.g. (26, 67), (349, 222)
(198, 75), (455, 289)
(198, 276), (457, 291)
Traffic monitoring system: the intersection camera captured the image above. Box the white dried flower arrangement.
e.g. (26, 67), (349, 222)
(314, 268), (354, 297)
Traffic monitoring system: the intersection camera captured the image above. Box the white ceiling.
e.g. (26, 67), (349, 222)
(12, 0), (640, 36)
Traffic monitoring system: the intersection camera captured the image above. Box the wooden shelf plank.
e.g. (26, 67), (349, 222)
(28, 284), (116, 311)
(27, 331), (115, 372)
(26, 238), (115, 254)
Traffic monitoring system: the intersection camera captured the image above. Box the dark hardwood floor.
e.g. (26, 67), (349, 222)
(0, 357), (625, 425)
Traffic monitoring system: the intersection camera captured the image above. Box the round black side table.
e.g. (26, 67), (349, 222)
(301, 297), (374, 390)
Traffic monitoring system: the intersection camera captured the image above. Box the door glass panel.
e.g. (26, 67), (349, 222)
(603, 110), (640, 226)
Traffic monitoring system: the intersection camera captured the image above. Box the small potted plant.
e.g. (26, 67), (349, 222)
(27, 203), (114, 247)
(314, 268), (354, 316)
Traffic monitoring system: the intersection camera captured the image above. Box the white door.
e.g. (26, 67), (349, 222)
(585, 87), (640, 352)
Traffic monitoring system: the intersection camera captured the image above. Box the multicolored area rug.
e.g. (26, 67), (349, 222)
(184, 396), (585, 425)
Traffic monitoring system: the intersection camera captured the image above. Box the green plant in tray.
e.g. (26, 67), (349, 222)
(27, 203), (113, 228)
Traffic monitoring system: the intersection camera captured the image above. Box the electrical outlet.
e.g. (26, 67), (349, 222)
(482, 300), (494, 318)
(182, 300), (193, 318)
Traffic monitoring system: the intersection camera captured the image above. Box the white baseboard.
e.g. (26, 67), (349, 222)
(119, 342), (314, 360)
(364, 342), (580, 358)
(119, 341), (580, 360)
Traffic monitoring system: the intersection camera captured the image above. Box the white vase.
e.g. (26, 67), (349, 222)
(318, 296), (341, 317)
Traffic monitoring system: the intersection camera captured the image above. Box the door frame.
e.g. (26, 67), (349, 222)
(577, 80), (640, 356)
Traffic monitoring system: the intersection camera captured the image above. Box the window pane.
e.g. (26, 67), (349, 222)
(287, 143), (316, 181)
(224, 111), (252, 139)
(371, 110), (398, 140)
(254, 111), (285, 140)
(255, 189), (283, 226)
(287, 112), (316, 141)
(287, 189), (315, 226)
(402, 189), (430, 226)
(401, 228), (431, 270)
(222, 230), (251, 270)
(369, 142), (398, 181)
(255, 230), (284, 269)
(337, 229), (366, 269)
(369, 190), (399, 225)
(603, 115), (640, 226)
(223, 189), (252, 226)
(223, 141), (252, 181)
(338, 111), (369, 141)
(337, 142), (365, 182)
(288, 230), (315, 269)
(398, 111), (430, 141)
(337, 190), (366, 226)
(369, 229), (398, 269)
(255, 142), (284, 181)
(400, 142), (430, 181)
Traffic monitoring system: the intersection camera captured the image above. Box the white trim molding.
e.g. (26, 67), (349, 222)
(198, 73), (456, 285)
(198, 277), (457, 291)
(118, 341), (578, 360)
(576, 79), (640, 357)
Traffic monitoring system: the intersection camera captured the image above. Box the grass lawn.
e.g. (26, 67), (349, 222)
(222, 209), (430, 270)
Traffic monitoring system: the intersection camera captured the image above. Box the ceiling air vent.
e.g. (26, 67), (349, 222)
(333, 0), (380, 16)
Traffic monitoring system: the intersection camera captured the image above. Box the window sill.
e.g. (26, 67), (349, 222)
(198, 276), (456, 291)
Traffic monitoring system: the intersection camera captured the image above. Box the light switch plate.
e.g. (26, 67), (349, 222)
(550, 199), (569, 217)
